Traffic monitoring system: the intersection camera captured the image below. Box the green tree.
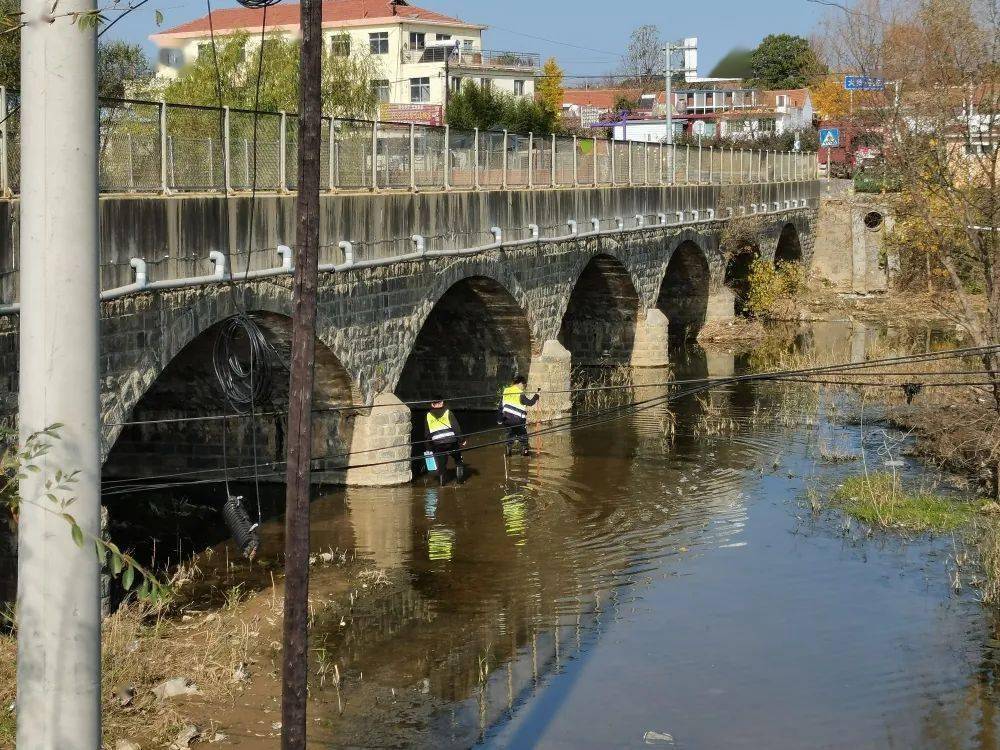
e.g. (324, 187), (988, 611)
(446, 81), (557, 134)
(163, 32), (379, 117)
(97, 41), (154, 99)
(0, 8), (152, 97)
(748, 34), (826, 89)
(0, 0), (17, 89)
(612, 92), (639, 115)
(536, 57), (564, 115)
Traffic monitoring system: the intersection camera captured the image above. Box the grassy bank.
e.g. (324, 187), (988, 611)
(831, 472), (977, 532)
(746, 283), (1000, 603)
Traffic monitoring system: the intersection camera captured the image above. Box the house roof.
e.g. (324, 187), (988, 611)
(762, 88), (811, 107)
(563, 88), (641, 110)
(153, 0), (478, 40)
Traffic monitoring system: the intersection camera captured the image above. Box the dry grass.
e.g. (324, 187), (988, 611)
(571, 363), (635, 411)
(0, 573), (267, 747)
(0, 550), (397, 748)
(692, 395), (738, 437)
(976, 513), (1000, 605)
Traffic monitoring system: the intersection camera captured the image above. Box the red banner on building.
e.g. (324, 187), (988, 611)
(379, 104), (444, 126)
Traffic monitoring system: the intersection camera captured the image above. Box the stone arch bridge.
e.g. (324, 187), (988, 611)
(0, 181), (817, 487)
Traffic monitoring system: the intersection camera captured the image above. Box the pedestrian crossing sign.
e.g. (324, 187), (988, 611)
(819, 128), (841, 148)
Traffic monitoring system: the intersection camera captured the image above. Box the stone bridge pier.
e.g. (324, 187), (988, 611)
(0, 184), (816, 489)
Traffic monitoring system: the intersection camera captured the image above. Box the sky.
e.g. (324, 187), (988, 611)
(108, 0), (825, 79)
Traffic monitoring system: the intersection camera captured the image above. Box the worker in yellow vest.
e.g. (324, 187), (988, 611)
(424, 396), (467, 485)
(498, 375), (540, 456)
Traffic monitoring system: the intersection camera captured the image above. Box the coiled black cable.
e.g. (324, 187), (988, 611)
(213, 314), (275, 413)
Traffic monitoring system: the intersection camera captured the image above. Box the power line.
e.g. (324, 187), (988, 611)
(99, 345), (1000, 496)
(485, 23), (624, 58)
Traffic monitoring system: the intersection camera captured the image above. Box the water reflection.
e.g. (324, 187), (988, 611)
(105, 321), (994, 749)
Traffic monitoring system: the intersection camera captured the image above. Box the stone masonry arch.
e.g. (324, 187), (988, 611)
(394, 274), (533, 408)
(774, 223), (803, 265)
(103, 305), (357, 484)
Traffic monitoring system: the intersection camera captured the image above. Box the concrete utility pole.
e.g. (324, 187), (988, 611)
(17, 0), (101, 745)
(281, 0), (322, 744)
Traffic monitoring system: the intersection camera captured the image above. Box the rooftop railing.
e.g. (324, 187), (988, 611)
(400, 47), (540, 69)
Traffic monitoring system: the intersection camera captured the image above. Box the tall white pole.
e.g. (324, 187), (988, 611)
(664, 44), (673, 185)
(18, 0), (101, 744)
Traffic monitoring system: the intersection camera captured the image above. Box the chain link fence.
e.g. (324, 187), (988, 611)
(0, 92), (815, 196)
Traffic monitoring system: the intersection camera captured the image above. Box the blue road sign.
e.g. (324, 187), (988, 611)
(844, 75), (885, 91)
(819, 128), (841, 149)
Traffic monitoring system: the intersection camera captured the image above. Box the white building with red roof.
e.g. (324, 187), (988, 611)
(150, 0), (539, 123)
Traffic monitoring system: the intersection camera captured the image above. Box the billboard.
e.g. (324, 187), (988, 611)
(379, 104), (444, 126)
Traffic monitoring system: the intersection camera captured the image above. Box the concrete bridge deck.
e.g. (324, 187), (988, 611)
(0, 179), (819, 487)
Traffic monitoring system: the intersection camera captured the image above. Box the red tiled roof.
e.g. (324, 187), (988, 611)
(154, 0), (474, 38)
(762, 88), (811, 107)
(563, 88), (641, 109)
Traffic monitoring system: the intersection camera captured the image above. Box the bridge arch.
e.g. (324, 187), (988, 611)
(656, 240), (711, 344)
(775, 223), (803, 265)
(100, 290), (293, 454)
(724, 244), (761, 317)
(558, 253), (640, 373)
(103, 308), (356, 482)
(395, 274), (532, 410)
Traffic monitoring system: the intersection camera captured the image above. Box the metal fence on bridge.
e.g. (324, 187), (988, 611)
(0, 90), (818, 195)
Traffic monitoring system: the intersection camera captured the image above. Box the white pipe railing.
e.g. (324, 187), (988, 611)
(0, 196), (816, 316)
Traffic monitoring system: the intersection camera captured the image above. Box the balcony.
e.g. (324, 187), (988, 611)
(400, 47), (540, 71)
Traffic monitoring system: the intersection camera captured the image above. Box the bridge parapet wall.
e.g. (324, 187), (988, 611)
(0, 183), (818, 307)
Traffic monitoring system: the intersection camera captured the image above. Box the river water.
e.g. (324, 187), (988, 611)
(108, 321), (1000, 749)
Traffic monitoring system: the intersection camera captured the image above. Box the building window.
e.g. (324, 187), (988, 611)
(330, 34), (350, 57)
(776, 94), (789, 107)
(410, 77), (430, 103)
(369, 32), (389, 55)
(436, 33), (451, 41)
(159, 48), (182, 66)
(409, 32), (426, 50)
(480, 77), (492, 90)
(372, 79), (390, 103)
(462, 38), (475, 49)
(450, 76), (463, 93)
(514, 80), (525, 96)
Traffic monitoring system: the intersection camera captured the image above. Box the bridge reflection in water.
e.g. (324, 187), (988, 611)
(66, 317), (992, 749)
(170, 322), (1000, 750)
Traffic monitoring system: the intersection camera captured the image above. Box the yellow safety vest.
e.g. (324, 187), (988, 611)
(501, 384), (528, 420)
(426, 410), (456, 443)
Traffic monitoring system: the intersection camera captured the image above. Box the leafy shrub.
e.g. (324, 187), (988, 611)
(746, 258), (806, 318)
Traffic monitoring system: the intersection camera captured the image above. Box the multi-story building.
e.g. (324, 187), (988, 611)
(603, 87), (814, 143)
(150, 0), (539, 124)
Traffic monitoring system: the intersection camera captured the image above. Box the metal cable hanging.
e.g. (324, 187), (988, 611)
(212, 314), (276, 412)
(235, 0), (281, 8)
